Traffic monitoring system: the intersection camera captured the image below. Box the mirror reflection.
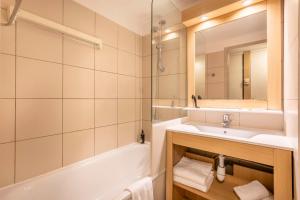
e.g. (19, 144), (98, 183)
(195, 11), (267, 100)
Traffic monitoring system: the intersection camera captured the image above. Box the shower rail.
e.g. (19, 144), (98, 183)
(1, 4), (102, 48)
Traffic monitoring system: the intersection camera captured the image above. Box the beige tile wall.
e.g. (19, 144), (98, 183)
(0, 0), (144, 187)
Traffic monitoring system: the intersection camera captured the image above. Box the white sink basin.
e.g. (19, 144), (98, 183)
(194, 125), (259, 139)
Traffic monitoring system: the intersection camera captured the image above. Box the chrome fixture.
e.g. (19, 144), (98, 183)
(192, 95), (199, 108)
(222, 114), (232, 128)
(154, 19), (166, 72)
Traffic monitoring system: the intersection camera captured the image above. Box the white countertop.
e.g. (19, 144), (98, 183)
(167, 123), (294, 151)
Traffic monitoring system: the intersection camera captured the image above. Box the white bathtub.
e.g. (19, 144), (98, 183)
(0, 143), (151, 200)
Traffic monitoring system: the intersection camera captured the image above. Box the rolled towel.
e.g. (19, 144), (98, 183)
(233, 180), (271, 200)
(174, 157), (213, 185)
(125, 177), (154, 200)
(174, 171), (214, 192)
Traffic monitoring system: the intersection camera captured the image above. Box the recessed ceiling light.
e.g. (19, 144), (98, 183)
(242, 0), (253, 6)
(201, 16), (208, 21)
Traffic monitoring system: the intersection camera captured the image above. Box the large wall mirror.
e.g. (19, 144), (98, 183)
(184, 0), (282, 110)
(195, 11), (267, 100)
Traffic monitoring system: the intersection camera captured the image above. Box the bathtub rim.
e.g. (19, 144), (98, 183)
(0, 142), (150, 192)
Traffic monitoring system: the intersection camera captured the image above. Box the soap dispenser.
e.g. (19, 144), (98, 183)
(217, 155), (226, 182)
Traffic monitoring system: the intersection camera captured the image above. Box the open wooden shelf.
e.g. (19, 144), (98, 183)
(174, 174), (250, 200)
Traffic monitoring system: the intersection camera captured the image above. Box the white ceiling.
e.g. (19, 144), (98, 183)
(73, 0), (202, 36)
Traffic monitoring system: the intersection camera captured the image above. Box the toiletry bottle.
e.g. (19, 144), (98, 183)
(217, 155), (225, 182)
(140, 130), (145, 144)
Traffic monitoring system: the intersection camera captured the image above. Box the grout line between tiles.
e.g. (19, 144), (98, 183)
(13, 20), (17, 184)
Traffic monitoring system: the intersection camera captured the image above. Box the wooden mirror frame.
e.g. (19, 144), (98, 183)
(184, 0), (283, 110)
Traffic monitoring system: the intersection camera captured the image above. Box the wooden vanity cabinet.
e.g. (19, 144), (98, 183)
(166, 131), (293, 200)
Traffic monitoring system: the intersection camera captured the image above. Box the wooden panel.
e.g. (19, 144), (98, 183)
(273, 149), (292, 200)
(182, 0), (265, 27)
(170, 131), (274, 166)
(234, 164), (273, 191)
(166, 132), (173, 200)
(267, 0), (283, 110)
(185, 152), (215, 166)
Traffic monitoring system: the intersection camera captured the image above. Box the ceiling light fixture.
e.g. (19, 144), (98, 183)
(165, 29), (171, 33)
(242, 0), (253, 6)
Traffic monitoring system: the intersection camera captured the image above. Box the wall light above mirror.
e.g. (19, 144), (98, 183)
(183, 0), (282, 110)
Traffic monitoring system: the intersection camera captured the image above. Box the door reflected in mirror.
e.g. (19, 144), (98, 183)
(195, 11), (267, 100)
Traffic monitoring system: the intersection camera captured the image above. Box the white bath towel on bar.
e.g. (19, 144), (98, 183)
(174, 171), (214, 193)
(174, 156), (213, 185)
(125, 177), (154, 200)
(233, 180), (271, 200)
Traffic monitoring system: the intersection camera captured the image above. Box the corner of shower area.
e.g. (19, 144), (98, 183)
(151, 0), (188, 124)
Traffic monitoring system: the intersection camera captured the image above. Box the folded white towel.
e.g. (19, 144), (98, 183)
(174, 157), (213, 185)
(125, 177), (154, 200)
(233, 180), (271, 200)
(174, 171), (214, 192)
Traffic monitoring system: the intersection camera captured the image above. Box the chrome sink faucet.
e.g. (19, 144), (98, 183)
(222, 114), (231, 128)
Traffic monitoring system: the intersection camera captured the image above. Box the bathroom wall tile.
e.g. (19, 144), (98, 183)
(207, 67), (225, 83)
(118, 50), (135, 76)
(118, 99), (135, 123)
(118, 26), (135, 53)
(135, 35), (143, 56)
(95, 71), (117, 98)
(118, 122), (136, 147)
(284, 40), (298, 100)
(284, 100), (298, 139)
(142, 99), (151, 121)
(142, 55), (151, 77)
(158, 75), (179, 99)
(95, 99), (117, 127)
(95, 14), (118, 48)
(17, 20), (62, 63)
(21, 0), (63, 23)
(179, 74), (186, 100)
(163, 37), (179, 51)
(0, 99), (15, 143)
(63, 129), (94, 165)
(284, 0), (298, 47)
(188, 110), (205, 122)
(142, 120), (152, 141)
(0, 142), (15, 187)
(205, 111), (239, 126)
(17, 57), (62, 98)
(161, 49), (180, 75)
(63, 36), (94, 69)
(135, 56), (142, 77)
(63, 99), (94, 132)
(240, 112), (284, 131)
(118, 75), (135, 98)
(0, 19), (15, 55)
(142, 77), (151, 99)
(135, 99), (141, 121)
(0, 54), (15, 98)
(95, 44), (117, 73)
(136, 78), (142, 99)
(16, 135), (62, 182)
(207, 83), (225, 99)
(135, 121), (142, 138)
(16, 99), (62, 140)
(63, 0), (95, 35)
(63, 65), (94, 98)
(206, 51), (224, 68)
(142, 34), (151, 57)
(95, 125), (117, 154)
